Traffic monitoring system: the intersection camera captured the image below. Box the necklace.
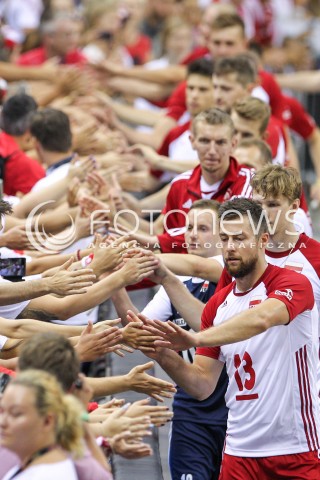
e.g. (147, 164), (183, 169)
(8, 445), (57, 479)
(278, 245), (295, 268)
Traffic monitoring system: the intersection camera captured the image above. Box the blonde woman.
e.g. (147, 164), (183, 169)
(0, 369), (84, 480)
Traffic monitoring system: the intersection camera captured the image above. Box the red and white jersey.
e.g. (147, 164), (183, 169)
(266, 233), (320, 395)
(197, 264), (320, 457)
(158, 159), (253, 252)
(266, 234), (320, 314)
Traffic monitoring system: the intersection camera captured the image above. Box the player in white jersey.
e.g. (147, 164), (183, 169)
(128, 198), (320, 479)
(251, 164), (320, 399)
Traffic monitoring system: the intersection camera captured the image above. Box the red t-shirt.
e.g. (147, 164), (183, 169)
(0, 132), (46, 196)
(16, 46), (87, 66)
(125, 35), (152, 65)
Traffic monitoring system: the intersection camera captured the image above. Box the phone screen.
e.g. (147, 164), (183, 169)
(0, 258), (26, 280)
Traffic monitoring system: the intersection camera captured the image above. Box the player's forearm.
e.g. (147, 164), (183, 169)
(276, 71), (320, 92)
(155, 348), (209, 399)
(109, 76), (173, 101)
(112, 101), (162, 126)
(196, 304), (282, 348)
(159, 254), (221, 282)
(120, 65), (186, 85)
(111, 289), (138, 326)
(153, 156), (198, 174)
(161, 272), (204, 331)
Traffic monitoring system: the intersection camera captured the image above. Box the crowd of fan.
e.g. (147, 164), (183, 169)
(0, 1), (319, 479)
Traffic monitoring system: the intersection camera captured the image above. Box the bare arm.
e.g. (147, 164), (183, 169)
(26, 249), (91, 276)
(87, 361), (176, 400)
(0, 316), (85, 339)
(138, 185), (170, 211)
(108, 76), (174, 101)
(112, 114), (176, 149)
(0, 261), (95, 305)
(100, 61), (186, 85)
(276, 71), (320, 93)
(111, 288), (138, 326)
(157, 267), (206, 332)
(26, 256), (158, 320)
(152, 298), (290, 353)
(159, 254), (223, 283)
(0, 61), (57, 82)
(12, 177), (71, 218)
(111, 101), (163, 127)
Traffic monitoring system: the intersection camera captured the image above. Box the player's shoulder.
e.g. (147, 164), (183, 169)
(204, 282), (234, 314)
(264, 263), (311, 288)
(297, 233), (320, 275)
(170, 169), (194, 186)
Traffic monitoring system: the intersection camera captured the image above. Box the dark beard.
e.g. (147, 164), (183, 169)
(224, 255), (257, 278)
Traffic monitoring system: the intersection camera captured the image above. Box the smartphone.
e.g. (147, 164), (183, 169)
(0, 257), (26, 281)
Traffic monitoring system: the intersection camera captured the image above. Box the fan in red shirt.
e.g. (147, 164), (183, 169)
(16, 15), (86, 66)
(0, 94), (45, 197)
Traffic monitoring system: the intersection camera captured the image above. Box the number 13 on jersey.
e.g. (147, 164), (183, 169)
(234, 351), (259, 401)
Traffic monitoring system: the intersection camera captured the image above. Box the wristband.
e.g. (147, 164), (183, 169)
(76, 249), (81, 261)
(81, 253), (94, 267)
(96, 437), (113, 456)
(81, 412), (90, 423)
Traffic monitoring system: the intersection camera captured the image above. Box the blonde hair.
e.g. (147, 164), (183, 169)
(192, 108), (235, 137)
(251, 164), (302, 202)
(233, 97), (271, 135)
(11, 370), (84, 458)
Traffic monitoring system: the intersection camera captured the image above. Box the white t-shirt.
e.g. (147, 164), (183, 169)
(198, 263), (320, 457)
(31, 164), (70, 192)
(266, 233), (320, 397)
(3, 458), (77, 480)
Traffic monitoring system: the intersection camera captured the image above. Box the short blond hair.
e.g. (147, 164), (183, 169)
(233, 97), (270, 135)
(251, 165), (302, 202)
(192, 108), (235, 137)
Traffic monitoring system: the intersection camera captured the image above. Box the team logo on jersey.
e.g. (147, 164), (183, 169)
(200, 281), (209, 292)
(274, 289), (293, 301)
(182, 199), (193, 209)
(249, 296), (263, 308)
(284, 261), (303, 273)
